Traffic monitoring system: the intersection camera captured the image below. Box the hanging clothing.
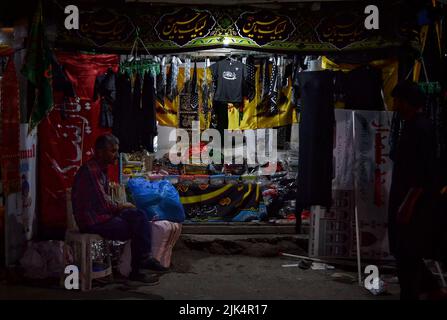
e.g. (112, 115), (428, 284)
(244, 55), (256, 102)
(52, 59), (76, 98)
(166, 56), (180, 102)
(213, 101), (229, 147)
(257, 57), (280, 116)
(201, 59), (211, 124)
(156, 56), (167, 105)
(290, 55), (302, 111)
(94, 67), (116, 128)
(114, 70), (158, 153)
(183, 58), (191, 89)
(139, 72), (158, 153)
(267, 56), (279, 115)
(277, 56), (284, 91)
(190, 62), (199, 111)
(296, 71), (335, 208)
(114, 72), (139, 153)
(259, 60), (265, 99)
(210, 59), (247, 103)
(339, 65), (385, 110)
(263, 59), (270, 100)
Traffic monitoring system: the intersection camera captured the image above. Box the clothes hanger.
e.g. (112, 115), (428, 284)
(120, 27), (159, 76)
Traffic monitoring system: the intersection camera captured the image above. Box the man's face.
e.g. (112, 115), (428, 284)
(97, 143), (119, 165)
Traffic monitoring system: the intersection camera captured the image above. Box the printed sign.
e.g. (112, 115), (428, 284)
(155, 8), (216, 47)
(316, 11), (369, 50)
(77, 8), (134, 47)
(235, 11), (296, 46)
(353, 111), (393, 260)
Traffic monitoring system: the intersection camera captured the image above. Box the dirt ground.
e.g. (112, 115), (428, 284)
(0, 236), (400, 300)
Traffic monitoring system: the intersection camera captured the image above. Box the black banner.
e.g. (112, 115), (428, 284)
(235, 11), (295, 46)
(155, 7), (216, 47)
(53, 1), (419, 53)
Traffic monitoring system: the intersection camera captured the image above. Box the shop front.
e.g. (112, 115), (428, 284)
(2, 0), (444, 270)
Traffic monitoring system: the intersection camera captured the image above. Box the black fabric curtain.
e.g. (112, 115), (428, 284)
(296, 70), (335, 208)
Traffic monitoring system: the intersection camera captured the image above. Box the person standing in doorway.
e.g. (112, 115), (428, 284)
(388, 80), (441, 300)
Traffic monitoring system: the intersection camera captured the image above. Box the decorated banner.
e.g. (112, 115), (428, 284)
(53, 1), (418, 53)
(235, 11), (296, 46)
(5, 124), (37, 265)
(353, 110), (394, 260)
(38, 52), (119, 238)
(21, 1), (55, 133)
(333, 110), (355, 191)
(178, 182), (261, 222)
(155, 8), (217, 47)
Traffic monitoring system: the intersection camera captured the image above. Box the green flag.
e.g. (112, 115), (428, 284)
(21, 1), (54, 133)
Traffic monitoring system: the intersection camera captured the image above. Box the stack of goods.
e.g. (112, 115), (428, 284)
(261, 172), (298, 222)
(181, 142), (210, 175)
(121, 159), (144, 184)
(286, 141), (299, 179)
(157, 154), (181, 175)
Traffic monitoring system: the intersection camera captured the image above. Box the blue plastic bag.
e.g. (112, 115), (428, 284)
(127, 178), (185, 223)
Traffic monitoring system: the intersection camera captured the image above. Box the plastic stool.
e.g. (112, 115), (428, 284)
(63, 189), (113, 291)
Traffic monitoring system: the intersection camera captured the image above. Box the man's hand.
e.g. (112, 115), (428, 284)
(117, 202), (136, 210)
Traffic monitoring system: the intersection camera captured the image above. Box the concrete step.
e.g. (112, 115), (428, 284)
(176, 233), (309, 257)
(181, 222), (309, 235)
(180, 234), (308, 242)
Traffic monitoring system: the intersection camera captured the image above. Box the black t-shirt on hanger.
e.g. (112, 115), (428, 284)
(210, 59), (247, 103)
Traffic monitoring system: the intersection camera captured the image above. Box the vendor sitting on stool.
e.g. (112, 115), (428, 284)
(71, 133), (167, 284)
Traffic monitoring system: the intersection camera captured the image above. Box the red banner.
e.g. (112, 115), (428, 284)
(1, 56), (21, 195)
(38, 53), (119, 238)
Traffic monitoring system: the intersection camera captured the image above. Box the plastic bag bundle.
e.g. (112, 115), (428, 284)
(127, 178), (185, 223)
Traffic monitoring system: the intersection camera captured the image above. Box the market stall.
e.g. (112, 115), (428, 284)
(4, 1), (446, 272)
(36, 1), (419, 236)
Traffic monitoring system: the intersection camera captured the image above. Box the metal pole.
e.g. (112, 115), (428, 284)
(352, 111), (362, 286)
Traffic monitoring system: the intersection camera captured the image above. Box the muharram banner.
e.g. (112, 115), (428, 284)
(353, 110), (394, 261)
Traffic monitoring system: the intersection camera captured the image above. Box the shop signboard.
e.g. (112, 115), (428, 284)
(55, 2), (418, 53)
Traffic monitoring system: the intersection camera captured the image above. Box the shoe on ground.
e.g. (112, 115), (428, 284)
(140, 257), (169, 273)
(127, 272), (160, 285)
